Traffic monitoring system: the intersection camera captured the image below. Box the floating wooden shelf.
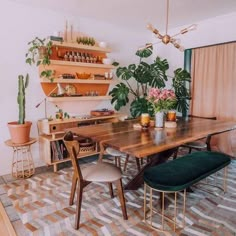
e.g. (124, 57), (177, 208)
(47, 95), (112, 102)
(40, 78), (113, 84)
(50, 60), (114, 69)
(52, 41), (112, 53)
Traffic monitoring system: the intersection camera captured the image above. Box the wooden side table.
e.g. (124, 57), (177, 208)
(5, 138), (37, 178)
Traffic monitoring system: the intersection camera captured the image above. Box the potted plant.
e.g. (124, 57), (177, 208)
(109, 47), (191, 117)
(8, 74), (32, 144)
(25, 37), (54, 81)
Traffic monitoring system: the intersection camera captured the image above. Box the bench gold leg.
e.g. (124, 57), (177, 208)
(174, 192), (177, 232)
(150, 187), (153, 227)
(223, 166), (228, 193)
(144, 183), (147, 221)
(161, 192), (165, 230)
(183, 189), (186, 228)
(143, 184), (187, 232)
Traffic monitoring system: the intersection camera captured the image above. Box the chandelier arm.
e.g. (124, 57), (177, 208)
(170, 31), (182, 38)
(170, 40), (185, 52)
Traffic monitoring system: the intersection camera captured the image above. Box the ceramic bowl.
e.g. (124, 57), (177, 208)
(99, 41), (108, 48)
(76, 72), (91, 79)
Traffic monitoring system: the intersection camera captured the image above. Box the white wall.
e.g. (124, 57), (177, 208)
(0, 0), (149, 175)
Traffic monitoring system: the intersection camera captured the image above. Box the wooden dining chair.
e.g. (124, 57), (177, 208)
(173, 115), (217, 158)
(63, 131), (128, 229)
(105, 147), (142, 172)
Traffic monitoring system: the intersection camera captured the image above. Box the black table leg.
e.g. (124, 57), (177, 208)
(124, 148), (177, 190)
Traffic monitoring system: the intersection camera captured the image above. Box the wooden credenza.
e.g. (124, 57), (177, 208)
(37, 114), (121, 172)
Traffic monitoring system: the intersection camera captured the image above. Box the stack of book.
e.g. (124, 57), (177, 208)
(51, 140), (68, 162)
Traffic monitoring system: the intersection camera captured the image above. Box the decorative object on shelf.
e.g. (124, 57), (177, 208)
(65, 84), (77, 96)
(76, 36), (95, 46)
(102, 58), (114, 65)
(60, 73), (76, 79)
(99, 41), (108, 48)
(63, 51), (98, 63)
(57, 83), (65, 96)
(90, 109), (114, 116)
(55, 110), (63, 121)
(140, 0), (197, 52)
(76, 72), (91, 80)
(109, 47), (191, 118)
(94, 74), (105, 80)
(49, 36), (63, 42)
(85, 90), (99, 96)
(25, 37), (54, 81)
(8, 74), (32, 144)
(64, 20), (68, 42)
(105, 72), (113, 80)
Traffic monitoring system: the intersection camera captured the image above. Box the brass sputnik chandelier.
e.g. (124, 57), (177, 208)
(141, 0), (197, 51)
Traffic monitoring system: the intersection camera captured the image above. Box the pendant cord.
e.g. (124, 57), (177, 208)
(166, 0), (169, 35)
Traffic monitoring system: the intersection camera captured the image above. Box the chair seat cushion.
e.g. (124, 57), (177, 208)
(183, 141), (207, 149)
(143, 151), (231, 192)
(106, 147), (127, 157)
(82, 162), (122, 182)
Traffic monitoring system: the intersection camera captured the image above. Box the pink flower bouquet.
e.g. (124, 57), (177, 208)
(147, 88), (177, 112)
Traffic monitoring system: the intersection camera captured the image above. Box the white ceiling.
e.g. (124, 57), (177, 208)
(11, 0), (236, 31)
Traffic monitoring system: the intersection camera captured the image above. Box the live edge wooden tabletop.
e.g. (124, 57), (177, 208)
(68, 118), (236, 158)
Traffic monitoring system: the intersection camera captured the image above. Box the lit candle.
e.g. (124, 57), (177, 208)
(167, 111), (176, 121)
(141, 113), (150, 129)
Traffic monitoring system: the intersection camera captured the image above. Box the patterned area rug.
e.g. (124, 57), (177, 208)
(1, 153), (236, 236)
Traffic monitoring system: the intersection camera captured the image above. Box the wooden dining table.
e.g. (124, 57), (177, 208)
(68, 117), (236, 190)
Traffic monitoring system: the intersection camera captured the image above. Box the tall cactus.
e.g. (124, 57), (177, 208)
(17, 74), (29, 124)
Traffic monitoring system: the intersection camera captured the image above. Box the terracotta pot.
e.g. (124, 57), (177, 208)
(7, 121), (32, 144)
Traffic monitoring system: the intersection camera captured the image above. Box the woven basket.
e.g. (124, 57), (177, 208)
(79, 138), (96, 153)
(80, 144), (96, 153)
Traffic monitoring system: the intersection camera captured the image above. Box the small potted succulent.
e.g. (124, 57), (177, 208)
(8, 74), (32, 143)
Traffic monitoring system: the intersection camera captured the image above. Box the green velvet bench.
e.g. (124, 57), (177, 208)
(143, 151), (231, 232)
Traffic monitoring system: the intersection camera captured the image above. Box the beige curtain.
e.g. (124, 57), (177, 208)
(191, 42), (236, 156)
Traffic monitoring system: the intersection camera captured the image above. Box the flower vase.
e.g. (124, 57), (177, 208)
(155, 111), (164, 128)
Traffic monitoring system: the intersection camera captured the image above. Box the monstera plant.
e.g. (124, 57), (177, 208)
(109, 47), (191, 117)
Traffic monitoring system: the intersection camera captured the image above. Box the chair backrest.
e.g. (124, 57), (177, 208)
(189, 115), (217, 151)
(189, 114), (217, 120)
(63, 131), (83, 181)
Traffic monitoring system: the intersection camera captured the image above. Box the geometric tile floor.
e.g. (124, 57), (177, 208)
(1, 153), (236, 236)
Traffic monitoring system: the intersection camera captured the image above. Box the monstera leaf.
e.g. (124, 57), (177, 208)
(135, 45), (153, 58)
(109, 83), (129, 110)
(173, 68), (191, 114)
(130, 97), (153, 118)
(116, 66), (135, 80)
(149, 58), (169, 88)
(134, 62), (151, 84)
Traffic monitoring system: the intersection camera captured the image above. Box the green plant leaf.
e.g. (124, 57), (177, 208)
(135, 45), (153, 58)
(109, 83), (129, 111)
(112, 61), (119, 66)
(130, 97), (151, 118)
(116, 67), (133, 80)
